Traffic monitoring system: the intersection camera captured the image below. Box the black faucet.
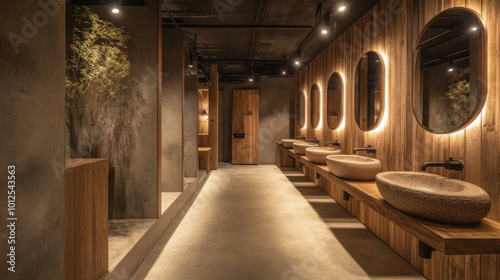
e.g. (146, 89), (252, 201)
(353, 145), (376, 154)
(325, 140), (341, 147)
(306, 138), (319, 143)
(296, 135), (306, 140)
(421, 157), (463, 171)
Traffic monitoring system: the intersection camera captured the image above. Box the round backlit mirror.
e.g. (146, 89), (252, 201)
(297, 91), (306, 128)
(414, 8), (485, 133)
(310, 84), (320, 129)
(354, 51), (385, 131)
(327, 72), (344, 130)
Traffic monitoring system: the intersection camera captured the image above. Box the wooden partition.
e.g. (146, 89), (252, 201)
(65, 158), (108, 280)
(294, 0), (500, 278)
(232, 89), (259, 164)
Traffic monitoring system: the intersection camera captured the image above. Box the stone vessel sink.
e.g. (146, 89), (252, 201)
(293, 142), (319, 155)
(305, 147), (341, 165)
(326, 155), (382, 180)
(375, 171), (491, 224)
(281, 139), (301, 148)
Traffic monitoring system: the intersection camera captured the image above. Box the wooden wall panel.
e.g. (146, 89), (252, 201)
(294, 0), (500, 277)
(232, 89), (259, 164)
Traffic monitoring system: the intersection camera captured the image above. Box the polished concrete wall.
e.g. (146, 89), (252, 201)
(184, 60), (198, 178)
(162, 29), (184, 192)
(0, 1), (66, 278)
(219, 76), (294, 164)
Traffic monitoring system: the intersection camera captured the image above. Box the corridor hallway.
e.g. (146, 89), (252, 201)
(133, 164), (423, 279)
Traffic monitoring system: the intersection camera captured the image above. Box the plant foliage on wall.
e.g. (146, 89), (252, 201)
(66, 6), (131, 157)
(442, 67), (470, 129)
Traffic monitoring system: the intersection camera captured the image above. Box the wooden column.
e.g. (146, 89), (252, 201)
(209, 63), (219, 170)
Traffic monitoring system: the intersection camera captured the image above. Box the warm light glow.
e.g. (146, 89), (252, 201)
(321, 29), (328, 35)
(471, 26), (478, 31)
(339, 6), (346, 12)
(295, 60), (300, 66)
(338, 72), (346, 130)
(249, 77), (254, 82)
(316, 83), (324, 130)
(282, 70), (286, 75)
(370, 51), (388, 134)
(112, 8), (120, 14)
(448, 67), (454, 72)
(303, 89), (308, 130)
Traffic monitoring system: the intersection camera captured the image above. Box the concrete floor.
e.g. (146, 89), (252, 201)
(133, 164), (424, 279)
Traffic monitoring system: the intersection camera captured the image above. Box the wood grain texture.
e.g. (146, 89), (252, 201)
(65, 158), (108, 280)
(232, 89), (259, 164)
(198, 147), (212, 172)
(209, 64), (219, 170)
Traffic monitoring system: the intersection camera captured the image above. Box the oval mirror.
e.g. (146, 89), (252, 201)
(297, 91), (306, 128)
(310, 84), (320, 129)
(354, 51), (385, 131)
(414, 8), (485, 133)
(327, 72), (344, 130)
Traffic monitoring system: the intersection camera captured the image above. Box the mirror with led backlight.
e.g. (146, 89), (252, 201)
(354, 51), (385, 131)
(327, 72), (344, 130)
(414, 8), (486, 133)
(297, 91), (306, 128)
(310, 84), (320, 129)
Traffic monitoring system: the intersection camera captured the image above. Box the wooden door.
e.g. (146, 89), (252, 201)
(232, 89), (259, 164)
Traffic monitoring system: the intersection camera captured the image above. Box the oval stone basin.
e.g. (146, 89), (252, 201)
(305, 147), (341, 165)
(326, 155), (382, 180)
(375, 171), (491, 224)
(293, 142), (319, 155)
(281, 139), (301, 149)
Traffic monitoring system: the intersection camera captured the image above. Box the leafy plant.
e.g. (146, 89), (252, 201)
(444, 67), (470, 120)
(66, 6), (131, 157)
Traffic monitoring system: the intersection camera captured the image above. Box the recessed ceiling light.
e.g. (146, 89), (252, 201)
(448, 67), (454, 72)
(249, 77), (254, 82)
(321, 29), (328, 35)
(112, 8), (120, 14)
(470, 26), (478, 31)
(282, 70), (286, 75)
(295, 60), (300, 66)
(339, 6), (346, 12)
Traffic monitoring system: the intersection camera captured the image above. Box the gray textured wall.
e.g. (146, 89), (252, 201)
(184, 60), (198, 178)
(219, 76), (294, 164)
(66, 2), (160, 218)
(0, 1), (66, 278)
(162, 29), (184, 192)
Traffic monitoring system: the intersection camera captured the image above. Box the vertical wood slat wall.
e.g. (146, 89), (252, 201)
(295, 0), (500, 278)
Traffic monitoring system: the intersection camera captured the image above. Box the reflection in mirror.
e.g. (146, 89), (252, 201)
(297, 91), (306, 128)
(327, 72), (344, 130)
(414, 8), (485, 133)
(310, 84), (320, 129)
(355, 51), (385, 131)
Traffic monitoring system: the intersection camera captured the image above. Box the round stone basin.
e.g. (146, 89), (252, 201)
(326, 155), (382, 180)
(293, 142), (319, 155)
(305, 147), (341, 165)
(375, 171), (491, 224)
(281, 139), (301, 149)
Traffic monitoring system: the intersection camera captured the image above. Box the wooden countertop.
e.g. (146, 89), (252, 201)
(65, 158), (108, 170)
(281, 146), (500, 255)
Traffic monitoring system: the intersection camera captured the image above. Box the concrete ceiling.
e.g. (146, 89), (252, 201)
(163, 0), (380, 83)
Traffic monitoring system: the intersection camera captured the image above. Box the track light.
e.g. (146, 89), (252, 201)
(295, 50), (302, 66)
(448, 61), (454, 72)
(112, 8), (120, 13)
(321, 13), (331, 35)
(188, 55), (194, 68)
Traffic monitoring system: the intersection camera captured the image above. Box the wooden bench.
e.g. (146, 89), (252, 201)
(198, 147), (212, 173)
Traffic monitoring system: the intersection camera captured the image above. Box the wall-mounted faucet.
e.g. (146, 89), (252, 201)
(296, 135), (306, 140)
(353, 145), (376, 154)
(325, 140), (341, 147)
(421, 157), (463, 171)
(306, 138), (320, 143)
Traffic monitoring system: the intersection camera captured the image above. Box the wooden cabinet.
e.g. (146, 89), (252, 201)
(65, 158), (108, 280)
(232, 89), (259, 164)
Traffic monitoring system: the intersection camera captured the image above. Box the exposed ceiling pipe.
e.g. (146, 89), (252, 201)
(161, 0), (210, 83)
(248, 0), (271, 71)
(286, 4), (333, 70)
(162, 24), (313, 29)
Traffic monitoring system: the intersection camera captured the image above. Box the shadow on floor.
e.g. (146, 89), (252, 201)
(281, 167), (423, 278)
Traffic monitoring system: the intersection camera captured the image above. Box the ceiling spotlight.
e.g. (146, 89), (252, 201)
(470, 26), (478, 31)
(282, 70), (287, 75)
(188, 55), (194, 68)
(295, 60), (300, 66)
(112, 8), (120, 14)
(339, 6), (346, 12)
(448, 61), (455, 72)
(249, 77), (254, 82)
(321, 29), (328, 35)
